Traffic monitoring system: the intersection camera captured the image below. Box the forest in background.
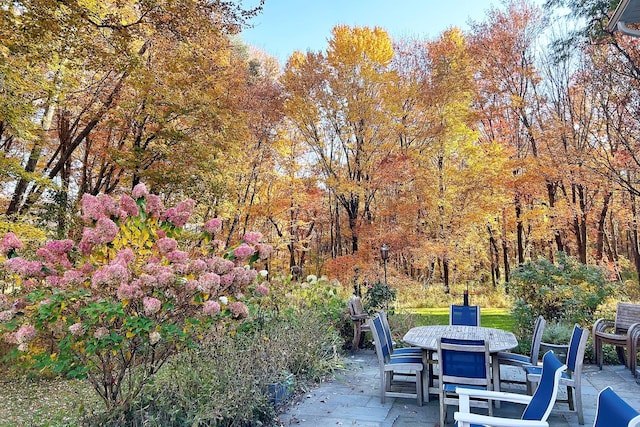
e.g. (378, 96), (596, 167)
(2, 0), (640, 293)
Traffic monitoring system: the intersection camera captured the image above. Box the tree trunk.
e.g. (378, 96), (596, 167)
(595, 191), (612, 262)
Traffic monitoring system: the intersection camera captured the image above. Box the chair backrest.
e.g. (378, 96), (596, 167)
(615, 302), (640, 333)
(450, 305), (480, 326)
(438, 337), (491, 388)
(378, 310), (394, 351)
(521, 351), (567, 421)
(529, 315), (547, 365)
(594, 386), (640, 427)
(566, 324), (589, 377)
(349, 297), (365, 317)
(369, 315), (391, 363)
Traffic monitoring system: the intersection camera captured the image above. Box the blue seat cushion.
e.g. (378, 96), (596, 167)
(392, 347), (422, 355)
(389, 355), (423, 365)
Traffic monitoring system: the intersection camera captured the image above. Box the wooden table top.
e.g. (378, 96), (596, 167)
(403, 325), (518, 353)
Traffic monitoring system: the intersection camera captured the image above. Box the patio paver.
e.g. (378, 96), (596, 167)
(276, 349), (640, 427)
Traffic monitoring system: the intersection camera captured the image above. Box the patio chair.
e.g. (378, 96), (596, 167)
(495, 315), (546, 391)
(526, 324), (590, 425)
(368, 315), (425, 406)
(348, 296), (370, 349)
(438, 337), (492, 427)
(593, 302), (640, 370)
(453, 351), (567, 427)
(450, 304), (480, 326)
(593, 387), (640, 427)
(378, 310), (422, 357)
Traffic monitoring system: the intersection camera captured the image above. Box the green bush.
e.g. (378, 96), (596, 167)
(509, 252), (615, 338)
(81, 301), (342, 426)
(363, 281), (397, 315)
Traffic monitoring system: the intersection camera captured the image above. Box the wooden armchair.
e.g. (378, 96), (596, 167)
(593, 302), (640, 372)
(348, 297), (370, 349)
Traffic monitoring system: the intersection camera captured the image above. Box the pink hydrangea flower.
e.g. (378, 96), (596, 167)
(176, 199), (195, 214)
(4, 258), (43, 277)
(185, 279), (199, 291)
(243, 232), (263, 245)
(113, 249), (135, 266)
(233, 243), (255, 260)
(0, 233), (23, 256)
(143, 297), (162, 315)
(220, 273), (234, 287)
(256, 284), (270, 296)
(95, 217), (119, 244)
(256, 244), (273, 260)
(119, 194), (139, 218)
(97, 194), (119, 218)
(116, 283), (143, 301)
(15, 323), (36, 344)
(81, 194), (104, 222)
(94, 327), (109, 339)
(69, 322), (84, 336)
(204, 218), (223, 234)
(232, 267), (257, 286)
(0, 310), (14, 322)
(198, 273), (220, 293)
(229, 301), (249, 319)
(154, 268), (175, 287)
(91, 264), (130, 288)
(166, 250), (188, 264)
(188, 259), (207, 274)
(207, 256), (233, 274)
(203, 300), (221, 315)
(145, 194), (164, 218)
(156, 237), (178, 254)
(132, 183), (149, 199)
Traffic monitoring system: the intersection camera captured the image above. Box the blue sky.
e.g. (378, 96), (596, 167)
(241, 0), (534, 64)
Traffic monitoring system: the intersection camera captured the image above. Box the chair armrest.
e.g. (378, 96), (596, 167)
(350, 314), (368, 321)
(627, 323), (640, 346)
(454, 411), (548, 427)
(455, 387), (533, 405)
(593, 318), (615, 334)
(539, 341), (568, 352)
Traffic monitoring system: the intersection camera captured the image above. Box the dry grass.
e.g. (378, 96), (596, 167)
(0, 374), (98, 427)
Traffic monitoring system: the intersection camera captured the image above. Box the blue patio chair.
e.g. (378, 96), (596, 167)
(368, 315), (425, 406)
(450, 305), (480, 326)
(453, 351), (567, 427)
(594, 386), (640, 427)
(495, 315), (546, 391)
(438, 337), (492, 427)
(378, 311), (422, 357)
(526, 324), (589, 425)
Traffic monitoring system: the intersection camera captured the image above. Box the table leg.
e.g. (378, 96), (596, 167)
(422, 350), (430, 403)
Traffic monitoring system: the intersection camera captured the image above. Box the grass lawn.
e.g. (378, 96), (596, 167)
(403, 307), (515, 332)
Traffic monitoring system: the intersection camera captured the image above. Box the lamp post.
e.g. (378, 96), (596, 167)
(380, 243), (389, 285)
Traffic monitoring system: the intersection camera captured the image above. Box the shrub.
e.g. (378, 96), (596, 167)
(83, 300), (342, 426)
(0, 184), (272, 413)
(363, 280), (397, 315)
(508, 252), (615, 337)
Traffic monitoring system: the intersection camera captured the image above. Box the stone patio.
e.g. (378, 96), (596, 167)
(276, 349), (640, 427)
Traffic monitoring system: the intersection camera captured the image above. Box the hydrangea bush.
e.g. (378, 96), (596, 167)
(0, 184), (272, 411)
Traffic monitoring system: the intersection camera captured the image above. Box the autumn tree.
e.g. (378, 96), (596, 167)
(468, 0), (549, 275)
(281, 25), (399, 255)
(1, 0), (262, 230)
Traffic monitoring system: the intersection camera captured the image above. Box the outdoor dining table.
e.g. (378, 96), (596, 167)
(403, 325), (518, 405)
